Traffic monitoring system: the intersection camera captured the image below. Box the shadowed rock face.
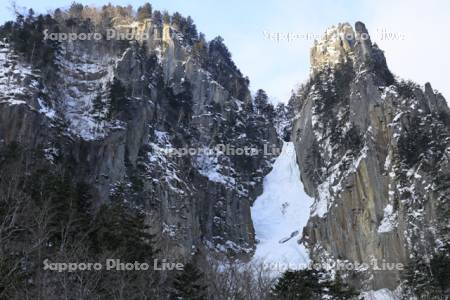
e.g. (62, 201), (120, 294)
(0, 18), (280, 259)
(292, 22), (450, 290)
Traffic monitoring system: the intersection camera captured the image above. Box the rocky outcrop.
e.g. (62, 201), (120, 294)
(0, 14), (280, 260)
(291, 22), (450, 291)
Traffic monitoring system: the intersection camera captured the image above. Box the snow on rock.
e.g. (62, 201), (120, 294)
(194, 148), (237, 189)
(360, 288), (399, 300)
(312, 145), (368, 218)
(0, 42), (38, 106)
(37, 97), (56, 120)
(251, 142), (314, 272)
(55, 46), (116, 140)
(378, 204), (398, 233)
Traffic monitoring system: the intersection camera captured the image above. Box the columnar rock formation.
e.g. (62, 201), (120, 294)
(0, 15), (280, 259)
(291, 22), (450, 291)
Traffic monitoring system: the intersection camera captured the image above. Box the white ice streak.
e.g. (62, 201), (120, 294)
(251, 142), (314, 273)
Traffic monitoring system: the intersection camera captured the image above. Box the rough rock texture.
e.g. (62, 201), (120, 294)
(0, 18), (280, 259)
(291, 22), (450, 291)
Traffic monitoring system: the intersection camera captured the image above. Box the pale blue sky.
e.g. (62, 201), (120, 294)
(1, 0), (449, 103)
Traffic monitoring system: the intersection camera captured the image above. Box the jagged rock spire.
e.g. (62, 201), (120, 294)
(310, 22), (394, 85)
(310, 22), (355, 75)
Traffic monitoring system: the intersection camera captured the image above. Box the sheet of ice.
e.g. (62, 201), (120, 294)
(251, 142), (314, 272)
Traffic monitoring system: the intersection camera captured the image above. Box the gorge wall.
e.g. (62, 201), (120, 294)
(0, 11), (280, 260)
(291, 22), (450, 291)
(1, 7), (449, 297)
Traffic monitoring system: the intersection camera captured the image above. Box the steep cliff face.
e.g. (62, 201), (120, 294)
(291, 22), (450, 291)
(0, 13), (280, 259)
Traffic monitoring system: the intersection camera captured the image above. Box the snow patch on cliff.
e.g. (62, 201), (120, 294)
(360, 288), (399, 300)
(312, 145), (368, 218)
(0, 42), (38, 106)
(378, 204), (398, 233)
(56, 46), (116, 140)
(251, 142), (314, 272)
(195, 150), (236, 188)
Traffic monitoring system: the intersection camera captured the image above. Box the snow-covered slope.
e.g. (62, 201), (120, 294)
(251, 142), (314, 271)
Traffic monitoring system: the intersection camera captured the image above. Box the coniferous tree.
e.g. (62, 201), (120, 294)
(90, 192), (156, 261)
(271, 269), (323, 299)
(53, 8), (63, 21)
(430, 243), (450, 297)
(271, 269), (359, 300)
(137, 3), (152, 21)
(166, 81), (193, 125)
(108, 77), (127, 119)
(327, 272), (359, 300)
(0, 12), (59, 68)
(172, 12), (183, 29)
(405, 244), (450, 299)
(192, 33), (208, 65)
(254, 89), (269, 115)
(171, 262), (207, 300)
(403, 255), (438, 299)
(92, 92), (105, 120)
(152, 10), (162, 26)
(397, 115), (430, 167)
(163, 11), (171, 24)
(263, 103), (276, 121)
(68, 2), (84, 20)
(185, 16), (198, 41)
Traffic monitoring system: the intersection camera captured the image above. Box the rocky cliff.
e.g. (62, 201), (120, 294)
(2, 7), (449, 298)
(0, 10), (280, 260)
(291, 22), (450, 292)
